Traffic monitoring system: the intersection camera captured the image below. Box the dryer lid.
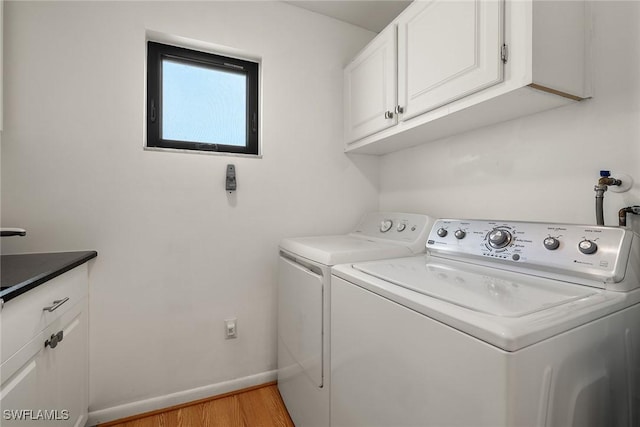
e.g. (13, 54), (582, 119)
(280, 235), (412, 266)
(353, 256), (598, 318)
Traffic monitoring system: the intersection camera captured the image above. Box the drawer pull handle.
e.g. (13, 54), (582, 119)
(43, 297), (69, 312)
(45, 331), (64, 349)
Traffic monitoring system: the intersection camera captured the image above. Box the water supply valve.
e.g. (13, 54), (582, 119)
(598, 170), (622, 189)
(594, 170), (632, 225)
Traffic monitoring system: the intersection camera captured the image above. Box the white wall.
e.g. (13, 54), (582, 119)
(380, 1), (640, 232)
(1, 0), (378, 416)
(5, 0), (638, 421)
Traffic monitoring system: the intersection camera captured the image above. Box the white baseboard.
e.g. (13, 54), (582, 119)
(86, 370), (277, 426)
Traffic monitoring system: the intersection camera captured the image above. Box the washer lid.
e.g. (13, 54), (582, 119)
(280, 235), (412, 266)
(337, 256), (637, 351)
(353, 256), (598, 317)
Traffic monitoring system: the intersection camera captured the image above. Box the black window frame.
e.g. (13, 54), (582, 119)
(146, 41), (259, 155)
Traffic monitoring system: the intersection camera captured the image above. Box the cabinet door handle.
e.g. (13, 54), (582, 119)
(45, 331), (64, 349)
(43, 297), (69, 312)
(395, 105), (404, 114)
(384, 110), (394, 119)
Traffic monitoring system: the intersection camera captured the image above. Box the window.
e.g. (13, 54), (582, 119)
(146, 41), (259, 155)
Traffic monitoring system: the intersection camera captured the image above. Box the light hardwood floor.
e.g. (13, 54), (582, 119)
(98, 382), (295, 427)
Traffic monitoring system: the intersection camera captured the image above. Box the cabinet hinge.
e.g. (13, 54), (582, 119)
(501, 44), (509, 64)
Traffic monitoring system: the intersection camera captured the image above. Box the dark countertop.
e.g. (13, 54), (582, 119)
(1, 251), (97, 303)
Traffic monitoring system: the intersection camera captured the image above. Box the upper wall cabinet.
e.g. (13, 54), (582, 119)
(344, 0), (592, 155)
(344, 25), (397, 143)
(398, 0), (504, 121)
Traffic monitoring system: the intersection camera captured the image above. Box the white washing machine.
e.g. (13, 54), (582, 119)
(277, 212), (434, 427)
(331, 219), (640, 427)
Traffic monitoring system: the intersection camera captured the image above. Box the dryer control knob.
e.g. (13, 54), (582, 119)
(396, 223), (406, 232)
(380, 220), (393, 233)
(454, 230), (466, 240)
(543, 237), (560, 250)
(578, 239), (598, 255)
(437, 228), (448, 238)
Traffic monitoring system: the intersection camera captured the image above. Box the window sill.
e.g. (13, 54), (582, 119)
(144, 146), (262, 159)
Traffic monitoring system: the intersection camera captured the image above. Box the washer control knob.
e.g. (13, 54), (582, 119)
(397, 223), (406, 232)
(437, 228), (448, 238)
(488, 229), (512, 249)
(454, 229), (466, 240)
(380, 220), (393, 233)
(543, 237), (560, 250)
(578, 239), (598, 255)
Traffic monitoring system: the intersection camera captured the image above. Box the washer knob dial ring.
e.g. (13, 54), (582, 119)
(380, 220), (393, 233)
(543, 237), (560, 250)
(578, 239), (598, 255)
(488, 229), (512, 249)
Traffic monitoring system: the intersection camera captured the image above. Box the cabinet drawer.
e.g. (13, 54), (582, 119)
(1, 264), (88, 365)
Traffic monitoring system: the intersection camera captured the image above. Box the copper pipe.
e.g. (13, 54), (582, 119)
(619, 206), (640, 227)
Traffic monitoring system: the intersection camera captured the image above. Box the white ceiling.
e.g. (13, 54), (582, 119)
(285, 1), (412, 33)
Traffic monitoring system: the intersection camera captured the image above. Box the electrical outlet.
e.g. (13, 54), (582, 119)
(225, 318), (237, 339)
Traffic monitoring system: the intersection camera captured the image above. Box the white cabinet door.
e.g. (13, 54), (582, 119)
(0, 299), (87, 427)
(398, 0), (505, 120)
(344, 24), (397, 143)
(0, 356), (42, 426)
(47, 300), (88, 427)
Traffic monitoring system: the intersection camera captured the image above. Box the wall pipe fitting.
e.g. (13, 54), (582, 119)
(594, 171), (622, 226)
(618, 206), (640, 227)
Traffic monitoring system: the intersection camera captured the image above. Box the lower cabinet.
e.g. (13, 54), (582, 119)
(1, 268), (89, 426)
(46, 298), (89, 426)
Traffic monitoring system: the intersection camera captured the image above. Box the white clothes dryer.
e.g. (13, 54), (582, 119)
(277, 212), (434, 427)
(331, 219), (640, 427)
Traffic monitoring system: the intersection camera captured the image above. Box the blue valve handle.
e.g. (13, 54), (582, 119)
(600, 170), (611, 177)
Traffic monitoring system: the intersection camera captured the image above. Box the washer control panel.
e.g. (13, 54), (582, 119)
(426, 219), (634, 286)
